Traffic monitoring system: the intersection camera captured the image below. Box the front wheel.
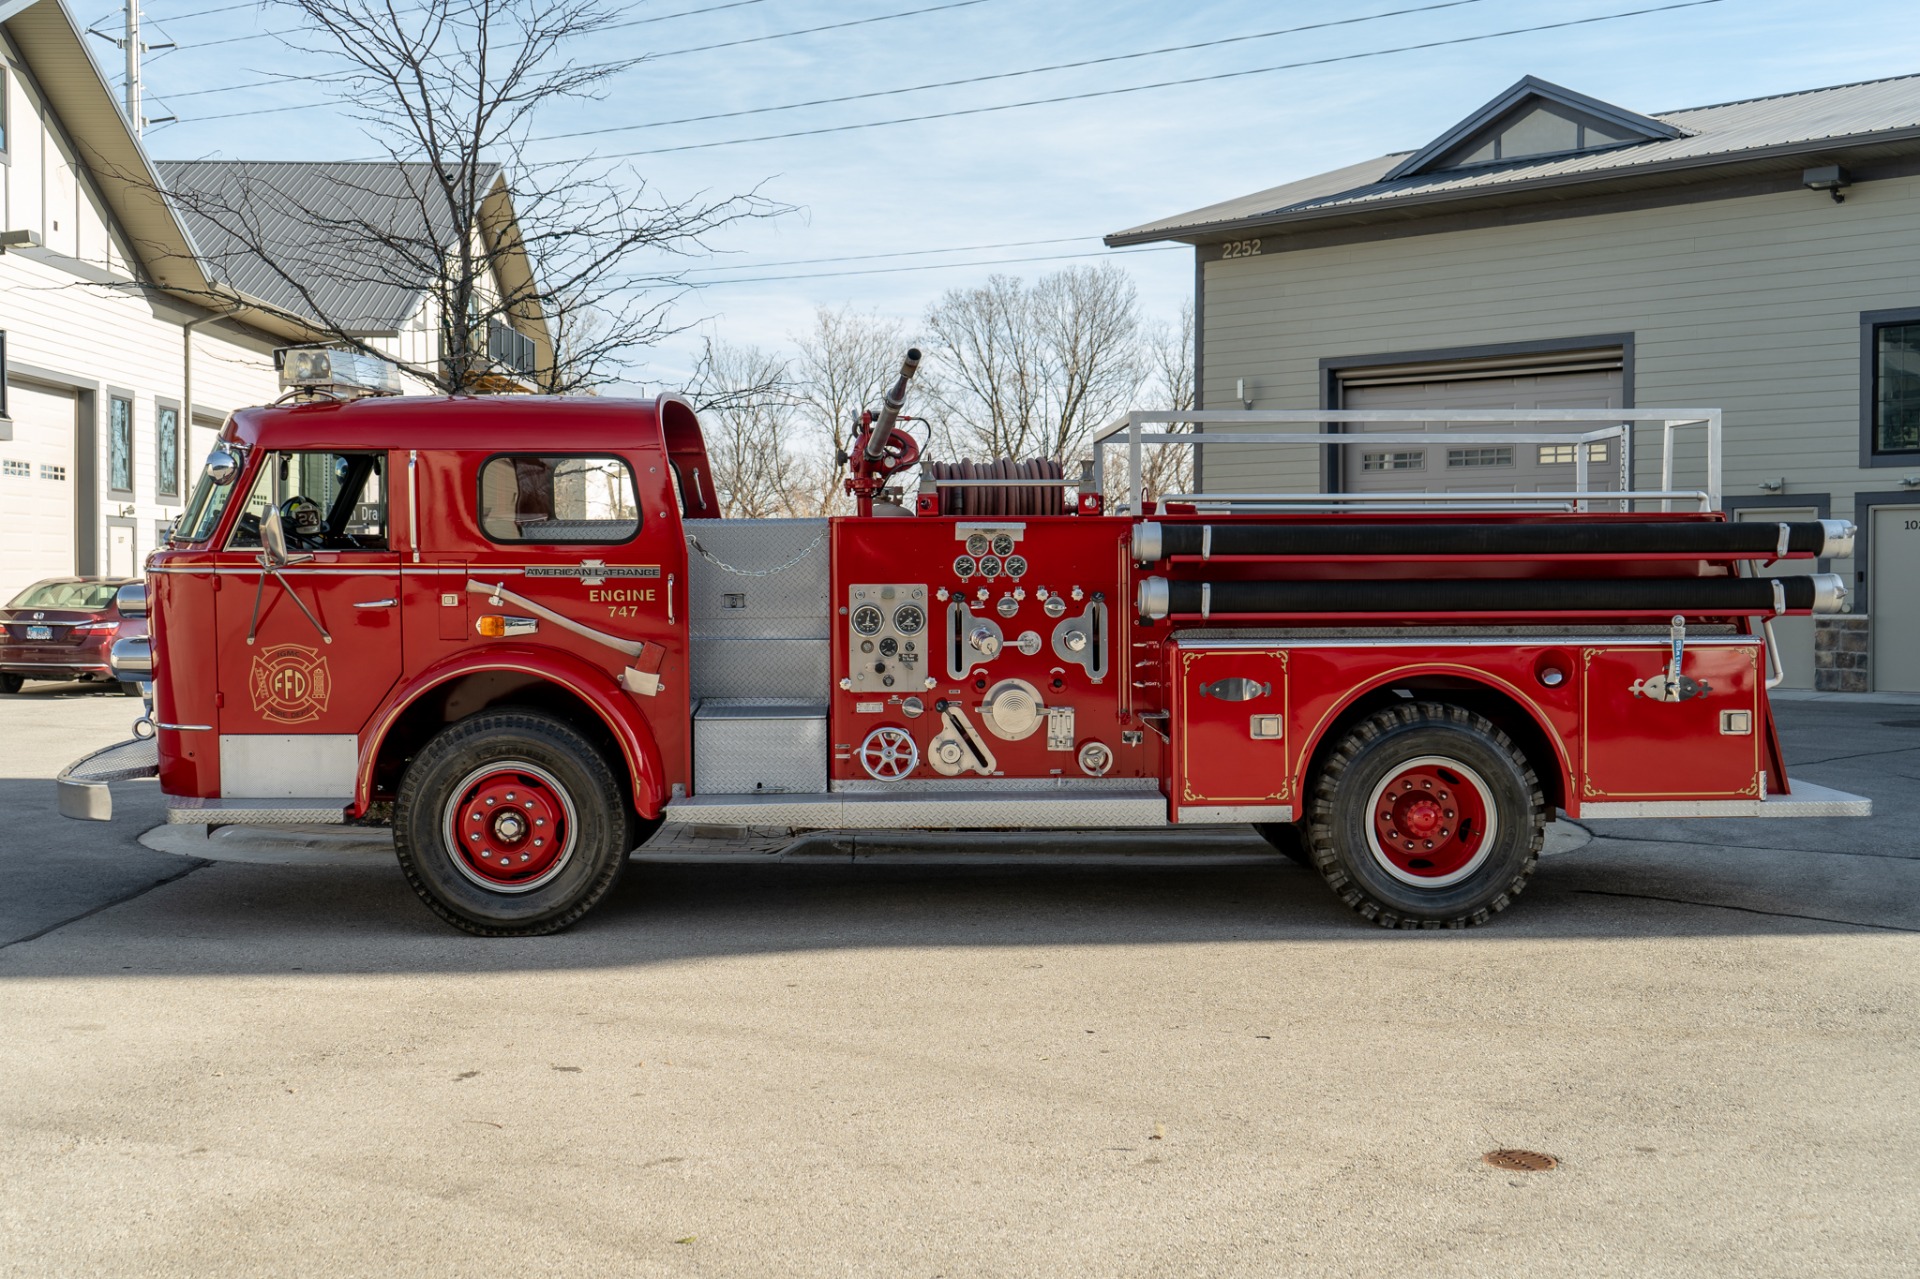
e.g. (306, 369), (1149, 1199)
(0, 674), (22, 694)
(1308, 702), (1545, 929)
(394, 710), (636, 936)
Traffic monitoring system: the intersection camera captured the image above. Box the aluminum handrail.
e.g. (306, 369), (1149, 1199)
(1095, 408), (1722, 515)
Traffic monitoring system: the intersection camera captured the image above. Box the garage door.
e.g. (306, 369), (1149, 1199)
(0, 381), (78, 603)
(1735, 506), (1818, 689)
(1870, 505), (1920, 693)
(1341, 365), (1625, 501)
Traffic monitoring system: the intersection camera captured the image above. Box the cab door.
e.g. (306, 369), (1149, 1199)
(211, 449), (403, 800)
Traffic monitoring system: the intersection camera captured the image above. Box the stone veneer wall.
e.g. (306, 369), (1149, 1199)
(1814, 615), (1870, 693)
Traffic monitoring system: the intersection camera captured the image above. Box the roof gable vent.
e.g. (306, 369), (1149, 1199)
(1386, 75), (1683, 180)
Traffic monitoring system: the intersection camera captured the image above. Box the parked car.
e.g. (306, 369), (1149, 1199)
(0, 577), (144, 695)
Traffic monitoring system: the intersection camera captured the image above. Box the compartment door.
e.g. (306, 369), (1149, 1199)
(1579, 644), (1763, 803)
(1171, 647), (1293, 821)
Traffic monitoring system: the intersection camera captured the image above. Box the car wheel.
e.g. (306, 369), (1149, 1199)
(393, 710), (636, 936)
(120, 681), (145, 697)
(1308, 702), (1544, 929)
(0, 674), (22, 695)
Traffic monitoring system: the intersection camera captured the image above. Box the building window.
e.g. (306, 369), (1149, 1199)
(1360, 450), (1424, 472)
(3, 459), (28, 477)
(156, 402), (180, 498)
(478, 455), (640, 544)
(488, 320), (537, 377)
(1538, 442), (1609, 465)
(1447, 446), (1513, 468)
(109, 395), (133, 493)
(1873, 320), (1920, 455)
(1444, 103), (1641, 169)
(0, 67), (9, 158)
(40, 463), (66, 481)
(0, 331), (9, 420)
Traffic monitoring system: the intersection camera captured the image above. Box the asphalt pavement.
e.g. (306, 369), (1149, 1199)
(1, 683), (1915, 1277)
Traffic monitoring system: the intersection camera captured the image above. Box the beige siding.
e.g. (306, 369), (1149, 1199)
(1200, 177), (1920, 548)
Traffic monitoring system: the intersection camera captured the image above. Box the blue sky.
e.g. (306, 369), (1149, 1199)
(103, 0), (1920, 388)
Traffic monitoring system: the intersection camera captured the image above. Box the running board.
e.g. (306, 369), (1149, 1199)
(166, 796), (351, 826)
(664, 790), (1169, 829)
(1578, 778), (1871, 819)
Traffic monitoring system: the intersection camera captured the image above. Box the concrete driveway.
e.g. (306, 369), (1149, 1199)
(1, 686), (1915, 1277)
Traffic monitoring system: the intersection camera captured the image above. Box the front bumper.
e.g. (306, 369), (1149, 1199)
(57, 735), (160, 821)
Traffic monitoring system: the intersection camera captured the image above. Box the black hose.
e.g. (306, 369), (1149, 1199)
(1154, 520), (1831, 559)
(1161, 576), (1816, 616)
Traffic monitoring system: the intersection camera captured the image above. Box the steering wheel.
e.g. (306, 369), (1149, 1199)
(851, 426), (921, 477)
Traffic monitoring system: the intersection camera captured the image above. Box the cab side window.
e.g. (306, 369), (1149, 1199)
(478, 455), (640, 544)
(227, 451), (389, 551)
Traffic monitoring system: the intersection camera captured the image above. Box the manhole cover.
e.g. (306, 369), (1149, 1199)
(1482, 1149), (1558, 1172)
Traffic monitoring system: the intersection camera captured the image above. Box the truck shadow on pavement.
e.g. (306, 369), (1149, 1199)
(1, 832), (1915, 980)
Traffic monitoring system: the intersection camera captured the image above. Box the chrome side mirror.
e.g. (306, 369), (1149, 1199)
(115, 581), (148, 618)
(260, 503), (291, 566)
(206, 447), (241, 485)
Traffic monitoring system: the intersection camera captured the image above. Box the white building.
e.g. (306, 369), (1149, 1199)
(0, 0), (549, 603)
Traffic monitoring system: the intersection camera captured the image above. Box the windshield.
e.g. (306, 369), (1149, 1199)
(173, 449), (245, 543)
(7, 581), (121, 610)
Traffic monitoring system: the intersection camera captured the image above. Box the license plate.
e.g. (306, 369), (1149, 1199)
(25, 625), (51, 640)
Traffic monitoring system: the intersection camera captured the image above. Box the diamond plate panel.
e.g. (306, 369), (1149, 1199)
(689, 636), (831, 701)
(165, 796), (349, 825)
(695, 707), (829, 794)
(58, 736), (160, 786)
(685, 519), (830, 624)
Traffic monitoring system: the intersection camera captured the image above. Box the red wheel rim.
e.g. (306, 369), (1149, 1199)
(441, 761), (576, 893)
(1363, 756), (1498, 888)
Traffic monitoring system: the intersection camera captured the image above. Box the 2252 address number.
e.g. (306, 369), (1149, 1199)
(1220, 239), (1262, 259)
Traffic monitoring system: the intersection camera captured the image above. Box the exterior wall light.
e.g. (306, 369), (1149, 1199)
(1803, 165), (1851, 203)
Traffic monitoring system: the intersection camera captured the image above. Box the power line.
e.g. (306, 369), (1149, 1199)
(680, 236), (1092, 274)
(569, 0), (1730, 161)
(530, 0), (1497, 145)
(151, 1), (271, 21)
(154, 0), (985, 68)
(664, 244), (1181, 287)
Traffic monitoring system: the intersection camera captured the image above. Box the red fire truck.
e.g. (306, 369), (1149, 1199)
(58, 347), (1870, 935)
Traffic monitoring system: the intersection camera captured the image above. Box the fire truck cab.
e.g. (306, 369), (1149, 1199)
(60, 347), (1871, 935)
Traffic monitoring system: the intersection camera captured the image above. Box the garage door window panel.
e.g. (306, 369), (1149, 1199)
(155, 401), (180, 500)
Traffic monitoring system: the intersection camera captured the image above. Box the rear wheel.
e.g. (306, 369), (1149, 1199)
(1308, 702), (1544, 929)
(120, 681), (144, 697)
(0, 674), (22, 694)
(394, 710), (636, 936)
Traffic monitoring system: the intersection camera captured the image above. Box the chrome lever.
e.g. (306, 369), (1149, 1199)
(353, 598), (398, 609)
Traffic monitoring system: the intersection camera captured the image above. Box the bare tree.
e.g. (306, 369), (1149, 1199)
(921, 263), (1143, 466)
(792, 305), (914, 461)
(1127, 297), (1196, 499)
(146, 0), (782, 394)
(685, 340), (832, 518)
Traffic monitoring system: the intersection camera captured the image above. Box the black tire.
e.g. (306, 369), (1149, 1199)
(120, 681), (145, 697)
(1253, 821), (1314, 868)
(393, 710), (635, 936)
(1307, 702), (1544, 929)
(0, 674), (22, 695)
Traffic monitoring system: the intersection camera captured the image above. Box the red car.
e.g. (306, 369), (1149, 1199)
(0, 577), (145, 695)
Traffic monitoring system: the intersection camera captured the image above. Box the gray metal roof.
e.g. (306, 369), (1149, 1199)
(1108, 73), (1920, 246)
(158, 160), (501, 332)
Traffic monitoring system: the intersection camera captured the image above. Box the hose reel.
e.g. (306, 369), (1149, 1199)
(928, 458), (1068, 517)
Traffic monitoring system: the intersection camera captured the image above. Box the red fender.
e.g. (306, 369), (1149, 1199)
(356, 645), (667, 818)
(1292, 664), (1576, 808)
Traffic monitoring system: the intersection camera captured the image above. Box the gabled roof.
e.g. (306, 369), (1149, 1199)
(1381, 75), (1682, 180)
(158, 160), (505, 334)
(1107, 73), (1920, 247)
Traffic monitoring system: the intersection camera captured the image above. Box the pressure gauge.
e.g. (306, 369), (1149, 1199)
(1004, 554), (1028, 578)
(966, 532), (991, 557)
(851, 604), (884, 635)
(978, 555), (1003, 578)
(953, 555), (975, 579)
(893, 603), (926, 635)
(991, 532), (1015, 557)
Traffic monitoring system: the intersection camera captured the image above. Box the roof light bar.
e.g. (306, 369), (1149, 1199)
(276, 346), (402, 399)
